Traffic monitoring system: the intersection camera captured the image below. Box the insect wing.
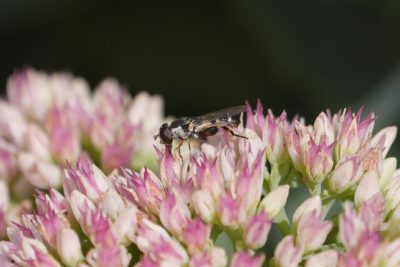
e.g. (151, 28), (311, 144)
(191, 105), (246, 130)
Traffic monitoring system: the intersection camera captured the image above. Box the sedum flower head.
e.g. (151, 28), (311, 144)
(0, 68), (400, 266)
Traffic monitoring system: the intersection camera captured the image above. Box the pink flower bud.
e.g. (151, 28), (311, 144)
(25, 125), (52, 161)
(121, 168), (164, 215)
(189, 247), (227, 267)
(371, 126), (397, 158)
(0, 100), (27, 146)
(192, 190), (216, 223)
(305, 250), (338, 267)
(100, 188), (126, 220)
(80, 207), (118, 248)
(101, 120), (136, 172)
(243, 212), (272, 249)
(18, 153), (62, 189)
(359, 193), (384, 232)
(237, 129), (265, 163)
(335, 109), (375, 159)
(235, 151), (265, 214)
(231, 251), (265, 267)
(86, 245), (130, 267)
(339, 203), (366, 250)
(3, 228), (60, 267)
(5, 200), (32, 226)
(262, 110), (288, 164)
(114, 206), (139, 244)
(375, 239), (400, 267)
(64, 155), (110, 202)
(380, 157), (396, 191)
(160, 190), (191, 236)
(313, 112), (335, 145)
(69, 190), (96, 224)
(35, 189), (67, 216)
(258, 185), (289, 218)
(93, 79), (129, 121)
(219, 193), (246, 227)
(354, 171), (381, 207)
(45, 106), (81, 163)
(182, 217), (210, 252)
(128, 91), (165, 155)
(7, 68), (54, 121)
(47, 72), (91, 111)
(329, 156), (363, 193)
(287, 121), (334, 183)
(194, 155), (225, 199)
(295, 210), (332, 252)
(385, 171), (400, 214)
(136, 219), (189, 266)
(22, 211), (67, 249)
(292, 196), (322, 227)
(273, 235), (303, 267)
(56, 228), (83, 266)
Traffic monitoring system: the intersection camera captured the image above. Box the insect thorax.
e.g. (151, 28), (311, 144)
(170, 125), (191, 139)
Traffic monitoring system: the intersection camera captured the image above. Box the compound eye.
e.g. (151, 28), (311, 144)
(160, 123), (173, 145)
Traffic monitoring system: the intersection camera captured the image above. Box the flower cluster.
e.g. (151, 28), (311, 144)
(0, 68), (164, 238)
(0, 68), (399, 267)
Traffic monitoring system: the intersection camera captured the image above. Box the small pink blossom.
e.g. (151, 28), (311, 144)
(273, 235), (303, 267)
(243, 212), (272, 249)
(136, 219), (189, 266)
(295, 210), (332, 252)
(45, 106), (81, 163)
(258, 185), (289, 218)
(287, 120), (334, 183)
(128, 92), (165, 155)
(18, 152), (62, 189)
(7, 68), (53, 122)
(2, 226), (60, 267)
(354, 171), (381, 207)
(56, 227), (83, 266)
(329, 155), (364, 193)
(305, 250), (338, 267)
(192, 190), (216, 223)
(0, 100), (27, 146)
(231, 251), (265, 267)
(64, 155), (110, 203)
(181, 217), (211, 252)
(292, 196), (322, 226)
(334, 108), (375, 159)
(370, 126), (397, 159)
(160, 190), (191, 237)
(189, 247), (227, 267)
(118, 167), (165, 215)
(219, 193), (246, 227)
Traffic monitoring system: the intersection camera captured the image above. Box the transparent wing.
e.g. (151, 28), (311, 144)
(192, 105), (246, 130)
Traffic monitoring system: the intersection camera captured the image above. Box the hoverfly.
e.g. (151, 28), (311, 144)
(154, 106), (247, 156)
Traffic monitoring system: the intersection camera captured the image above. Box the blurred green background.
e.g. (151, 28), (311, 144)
(1, 0), (400, 149)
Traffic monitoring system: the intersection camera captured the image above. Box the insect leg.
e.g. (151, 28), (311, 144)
(175, 139), (184, 161)
(221, 126), (247, 139)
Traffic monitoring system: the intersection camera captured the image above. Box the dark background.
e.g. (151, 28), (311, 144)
(1, 0), (400, 150)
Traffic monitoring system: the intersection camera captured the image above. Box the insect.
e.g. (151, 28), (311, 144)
(154, 106), (247, 156)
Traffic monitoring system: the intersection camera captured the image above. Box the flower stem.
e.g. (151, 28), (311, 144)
(275, 208), (292, 235)
(322, 198), (336, 219)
